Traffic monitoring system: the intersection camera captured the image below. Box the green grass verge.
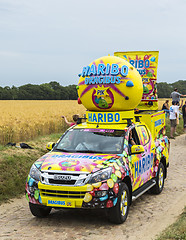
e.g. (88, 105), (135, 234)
(165, 117), (184, 138)
(156, 207), (186, 240)
(0, 133), (61, 204)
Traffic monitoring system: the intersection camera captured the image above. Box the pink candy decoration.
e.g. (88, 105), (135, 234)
(99, 183), (109, 191)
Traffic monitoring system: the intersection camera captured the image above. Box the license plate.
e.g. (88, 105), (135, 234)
(54, 175), (71, 180)
(47, 200), (75, 208)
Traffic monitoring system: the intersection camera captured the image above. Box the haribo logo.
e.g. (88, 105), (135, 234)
(134, 153), (153, 178)
(81, 63), (128, 85)
(129, 60), (150, 75)
(88, 112), (120, 123)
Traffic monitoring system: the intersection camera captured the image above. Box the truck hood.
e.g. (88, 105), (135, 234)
(34, 151), (119, 173)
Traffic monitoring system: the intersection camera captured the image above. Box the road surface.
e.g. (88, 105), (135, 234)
(0, 134), (186, 240)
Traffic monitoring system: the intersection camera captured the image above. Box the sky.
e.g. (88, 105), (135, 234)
(0, 0), (186, 87)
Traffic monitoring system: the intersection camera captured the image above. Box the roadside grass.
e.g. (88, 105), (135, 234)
(0, 133), (62, 204)
(165, 117), (184, 138)
(156, 207), (186, 240)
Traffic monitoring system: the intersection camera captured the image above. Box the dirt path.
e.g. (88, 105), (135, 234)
(0, 134), (186, 240)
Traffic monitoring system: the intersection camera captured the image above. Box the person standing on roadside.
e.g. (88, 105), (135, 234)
(169, 101), (179, 139)
(182, 101), (186, 132)
(161, 100), (169, 117)
(175, 100), (183, 125)
(170, 88), (186, 103)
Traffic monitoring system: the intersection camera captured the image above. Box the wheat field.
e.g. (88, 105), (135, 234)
(0, 98), (185, 145)
(0, 100), (86, 145)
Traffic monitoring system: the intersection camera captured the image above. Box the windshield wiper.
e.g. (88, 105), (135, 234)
(75, 150), (95, 153)
(55, 149), (70, 152)
(75, 150), (103, 153)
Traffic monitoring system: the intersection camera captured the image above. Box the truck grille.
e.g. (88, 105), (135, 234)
(40, 170), (89, 186)
(49, 179), (76, 185)
(40, 189), (86, 199)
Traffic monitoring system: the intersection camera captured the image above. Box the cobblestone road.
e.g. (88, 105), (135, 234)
(0, 134), (186, 240)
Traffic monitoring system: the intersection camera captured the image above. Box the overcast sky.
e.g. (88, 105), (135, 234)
(0, 0), (186, 87)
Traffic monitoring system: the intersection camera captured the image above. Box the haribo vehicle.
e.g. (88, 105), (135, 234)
(25, 55), (170, 224)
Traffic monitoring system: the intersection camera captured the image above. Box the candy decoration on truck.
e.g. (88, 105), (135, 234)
(77, 55), (143, 111)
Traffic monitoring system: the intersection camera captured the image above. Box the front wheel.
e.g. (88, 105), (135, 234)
(151, 162), (165, 194)
(107, 183), (130, 224)
(29, 203), (52, 218)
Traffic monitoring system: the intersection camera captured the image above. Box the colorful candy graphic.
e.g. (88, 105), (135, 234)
(114, 51), (159, 111)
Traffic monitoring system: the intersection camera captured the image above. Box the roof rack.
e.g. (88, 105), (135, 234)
(122, 118), (133, 127)
(134, 116), (142, 122)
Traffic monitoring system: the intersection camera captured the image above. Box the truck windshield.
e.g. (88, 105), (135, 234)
(55, 128), (125, 154)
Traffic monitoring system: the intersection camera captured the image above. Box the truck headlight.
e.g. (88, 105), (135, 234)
(88, 167), (112, 184)
(29, 164), (41, 182)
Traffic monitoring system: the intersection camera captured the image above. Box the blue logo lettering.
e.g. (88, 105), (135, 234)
(81, 63), (128, 84)
(48, 200), (65, 205)
(155, 119), (162, 127)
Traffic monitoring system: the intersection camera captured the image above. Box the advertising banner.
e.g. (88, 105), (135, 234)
(114, 51), (159, 110)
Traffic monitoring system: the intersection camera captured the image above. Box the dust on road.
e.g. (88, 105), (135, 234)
(0, 134), (186, 240)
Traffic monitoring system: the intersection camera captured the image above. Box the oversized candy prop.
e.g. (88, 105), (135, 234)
(114, 51), (159, 111)
(77, 56), (143, 112)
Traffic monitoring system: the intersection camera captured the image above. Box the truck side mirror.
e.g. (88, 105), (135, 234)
(46, 142), (55, 151)
(131, 145), (145, 154)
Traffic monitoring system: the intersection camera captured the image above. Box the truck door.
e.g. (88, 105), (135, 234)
(130, 124), (154, 191)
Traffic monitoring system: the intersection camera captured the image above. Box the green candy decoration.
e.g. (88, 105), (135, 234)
(143, 85), (149, 94)
(111, 174), (117, 182)
(27, 175), (30, 183)
(98, 99), (108, 108)
(147, 72), (153, 77)
(123, 151), (127, 157)
(128, 155), (132, 162)
(34, 190), (39, 200)
(116, 159), (122, 166)
(26, 193), (29, 202)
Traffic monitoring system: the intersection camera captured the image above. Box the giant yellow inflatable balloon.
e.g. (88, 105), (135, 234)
(77, 56), (143, 111)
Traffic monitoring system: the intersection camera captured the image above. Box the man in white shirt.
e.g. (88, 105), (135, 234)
(169, 101), (179, 139)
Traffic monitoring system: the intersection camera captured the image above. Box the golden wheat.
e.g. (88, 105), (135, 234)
(0, 100), (86, 145)
(1, 98), (185, 145)
(158, 98), (186, 110)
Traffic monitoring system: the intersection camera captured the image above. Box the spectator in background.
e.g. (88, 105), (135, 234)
(182, 101), (186, 132)
(170, 88), (186, 103)
(62, 114), (79, 127)
(175, 100), (183, 125)
(161, 100), (169, 117)
(169, 101), (179, 139)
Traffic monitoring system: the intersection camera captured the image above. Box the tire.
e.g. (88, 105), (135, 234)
(29, 203), (52, 218)
(150, 162), (165, 194)
(107, 183), (130, 224)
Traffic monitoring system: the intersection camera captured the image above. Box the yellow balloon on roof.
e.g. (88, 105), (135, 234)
(77, 56), (143, 111)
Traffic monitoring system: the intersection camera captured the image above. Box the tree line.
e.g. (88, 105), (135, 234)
(0, 80), (185, 100)
(0, 81), (78, 100)
(157, 80), (186, 98)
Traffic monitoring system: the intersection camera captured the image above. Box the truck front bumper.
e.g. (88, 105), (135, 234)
(38, 182), (88, 208)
